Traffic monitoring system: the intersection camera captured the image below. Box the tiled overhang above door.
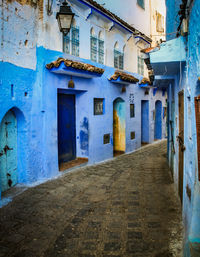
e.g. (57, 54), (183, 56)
(46, 58), (104, 78)
(108, 71), (139, 85)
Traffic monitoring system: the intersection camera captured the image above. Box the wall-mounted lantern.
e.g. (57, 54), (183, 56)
(56, 1), (75, 35)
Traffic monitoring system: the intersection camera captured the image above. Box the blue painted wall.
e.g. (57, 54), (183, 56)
(165, 0), (182, 40)
(0, 45), (167, 198)
(150, 1), (200, 256)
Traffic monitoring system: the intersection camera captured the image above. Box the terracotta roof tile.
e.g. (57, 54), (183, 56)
(82, 0), (151, 43)
(109, 71), (139, 83)
(46, 57), (104, 74)
(139, 77), (152, 85)
(141, 47), (155, 54)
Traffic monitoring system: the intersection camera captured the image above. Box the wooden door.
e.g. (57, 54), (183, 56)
(141, 100), (149, 144)
(195, 96), (200, 180)
(155, 100), (162, 140)
(57, 94), (76, 164)
(0, 110), (17, 193)
(178, 91), (184, 203)
(113, 98), (126, 156)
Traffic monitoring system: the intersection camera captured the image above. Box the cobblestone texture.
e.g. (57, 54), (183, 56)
(0, 141), (183, 257)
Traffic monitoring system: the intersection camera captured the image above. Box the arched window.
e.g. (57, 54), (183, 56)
(63, 19), (79, 57)
(98, 31), (104, 64)
(90, 28), (98, 62)
(114, 42), (124, 69)
(137, 48), (144, 75)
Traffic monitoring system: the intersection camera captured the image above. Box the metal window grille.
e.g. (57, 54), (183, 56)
(63, 26), (79, 57)
(137, 0), (145, 9)
(98, 39), (104, 64)
(138, 55), (144, 75)
(63, 34), (70, 54)
(130, 104), (135, 118)
(91, 36), (98, 62)
(156, 12), (164, 32)
(94, 98), (104, 115)
(71, 26), (79, 56)
(114, 49), (124, 69)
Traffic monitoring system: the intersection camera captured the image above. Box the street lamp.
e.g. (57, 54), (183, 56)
(56, 1), (75, 35)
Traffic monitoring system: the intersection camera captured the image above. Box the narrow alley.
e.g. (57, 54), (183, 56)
(0, 141), (183, 257)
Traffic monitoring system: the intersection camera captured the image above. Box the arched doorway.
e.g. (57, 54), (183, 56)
(155, 100), (162, 140)
(113, 98), (126, 156)
(0, 110), (18, 193)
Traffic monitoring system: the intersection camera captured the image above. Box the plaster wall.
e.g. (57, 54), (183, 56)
(150, 0), (166, 46)
(165, 0), (182, 41)
(0, 0), (38, 70)
(151, 1), (200, 254)
(94, 0), (151, 37)
(0, 0), (150, 75)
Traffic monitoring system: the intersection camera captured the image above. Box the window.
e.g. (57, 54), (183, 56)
(131, 131), (135, 140)
(63, 25), (79, 56)
(103, 134), (110, 144)
(114, 42), (124, 69)
(156, 12), (164, 32)
(90, 29), (104, 64)
(138, 50), (144, 75)
(130, 104), (135, 118)
(90, 28), (98, 62)
(98, 31), (104, 64)
(137, 0), (145, 9)
(94, 98), (104, 115)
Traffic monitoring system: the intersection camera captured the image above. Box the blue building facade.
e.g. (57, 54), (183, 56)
(149, 0), (200, 256)
(0, 0), (166, 203)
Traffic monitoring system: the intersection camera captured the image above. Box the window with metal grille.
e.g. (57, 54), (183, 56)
(156, 12), (164, 32)
(130, 131), (135, 140)
(137, 0), (145, 9)
(138, 51), (144, 75)
(91, 36), (98, 62)
(63, 26), (79, 57)
(94, 98), (104, 115)
(114, 49), (124, 70)
(130, 104), (135, 118)
(98, 38), (104, 64)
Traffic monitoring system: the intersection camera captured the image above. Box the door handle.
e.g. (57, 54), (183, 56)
(3, 145), (13, 154)
(176, 136), (186, 151)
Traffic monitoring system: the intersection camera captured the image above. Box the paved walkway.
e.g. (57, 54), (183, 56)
(0, 140), (183, 257)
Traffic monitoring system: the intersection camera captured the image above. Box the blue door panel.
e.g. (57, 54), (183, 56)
(141, 100), (149, 143)
(155, 101), (162, 140)
(58, 94), (76, 163)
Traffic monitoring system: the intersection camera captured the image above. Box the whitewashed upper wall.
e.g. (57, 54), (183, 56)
(0, 0), (149, 75)
(150, 0), (166, 46)
(0, 0), (39, 70)
(94, 0), (151, 37)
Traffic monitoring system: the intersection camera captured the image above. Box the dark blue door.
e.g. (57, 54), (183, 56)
(141, 100), (149, 143)
(58, 94), (76, 163)
(155, 100), (162, 140)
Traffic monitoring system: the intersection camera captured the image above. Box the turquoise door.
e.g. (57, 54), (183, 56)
(0, 110), (17, 193)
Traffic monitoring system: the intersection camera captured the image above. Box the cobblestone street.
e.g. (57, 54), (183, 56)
(0, 140), (183, 257)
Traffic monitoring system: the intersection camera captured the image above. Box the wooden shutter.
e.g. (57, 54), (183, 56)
(195, 96), (200, 180)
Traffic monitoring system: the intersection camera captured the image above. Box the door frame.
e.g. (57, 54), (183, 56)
(141, 100), (149, 144)
(57, 93), (76, 166)
(0, 107), (27, 199)
(113, 97), (126, 156)
(178, 90), (184, 204)
(154, 100), (162, 140)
